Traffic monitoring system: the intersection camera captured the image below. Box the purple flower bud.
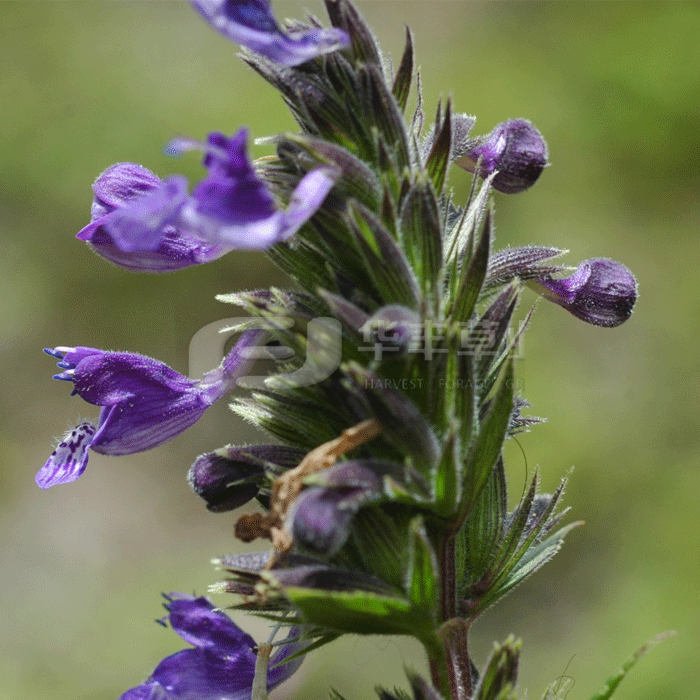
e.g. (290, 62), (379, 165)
(119, 593), (303, 700)
(78, 130), (336, 270)
(190, 0), (350, 66)
(528, 258), (638, 327)
(454, 119), (548, 194)
(37, 331), (264, 489)
(288, 460), (401, 556)
(360, 305), (421, 356)
(188, 444), (305, 512)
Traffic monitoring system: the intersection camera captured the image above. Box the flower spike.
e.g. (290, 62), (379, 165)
(190, 0), (350, 66)
(37, 331), (265, 488)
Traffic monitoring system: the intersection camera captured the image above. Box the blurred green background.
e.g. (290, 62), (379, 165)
(1, 1), (698, 698)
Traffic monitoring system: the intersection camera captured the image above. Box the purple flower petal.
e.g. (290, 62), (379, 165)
(78, 131), (336, 266)
(149, 648), (255, 700)
(190, 0), (350, 66)
(36, 422), (96, 489)
(118, 594), (304, 700)
(180, 131), (337, 249)
(165, 595), (256, 655)
(91, 163), (163, 217)
(78, 164), (230, 272)
(529, 258), (638, 327)
(104, 176), (189, 252)
(78, 224), (231, 273)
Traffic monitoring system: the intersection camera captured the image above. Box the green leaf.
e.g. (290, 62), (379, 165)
(348, 202), (421, 307)
(325, 0), (383, 66)
(445, 172), (496, 266)
(482, 473), (540, 585)
(359, 64), (411, 171)
(284, 586), (433, 637)
(585, 632), (676, 700)
(392, 27), (414, 112)
(432, 429), (461, 516)
(457, 455), (507, 589)
(481, 521), (582, 612)
(450, 208), (492, 326)
(458, 360), (514, 523)
(399, 179), (443, 298)
(425, 100), (452, 195)
(279, 134), (382, 211)
(489, 477), (569, 588)
(405, 516), (439, 615)
(472, 636), (521, 700)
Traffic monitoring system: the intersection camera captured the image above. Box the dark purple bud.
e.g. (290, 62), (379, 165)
(360, 305), (421, 356)
(455, 119), (548, 194)
(190, 0), (350, 66)
(289, 486), (365, 556)
(118, 593), (303, 700)
(288, 460), (402, 556)
(188, 444), (305, 512)
(528, 258), (638, 327)
(38, 331), (264, 488)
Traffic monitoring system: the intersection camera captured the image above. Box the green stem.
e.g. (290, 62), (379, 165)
(424, 633), (453, 699)
(433, 532), (473, 700)
(439, 619), (473, 700)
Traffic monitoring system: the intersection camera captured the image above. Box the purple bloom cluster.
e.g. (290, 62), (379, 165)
(119, 594), (303, 700)
(78, 130), (336, 272)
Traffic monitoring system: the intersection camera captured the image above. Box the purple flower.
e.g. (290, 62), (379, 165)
(119, 594), (303, 700)
(77, 130), (336, 270)
(528, 258), (638, 327)
(77, 163), (230, 272)
(190, 0), (350, 66)
(454, 119), (548, 194)
(189, 444), (305, 512)
(37, 331), (264, 489)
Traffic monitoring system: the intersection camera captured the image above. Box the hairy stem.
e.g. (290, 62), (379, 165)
(433, 533), (473, 700)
